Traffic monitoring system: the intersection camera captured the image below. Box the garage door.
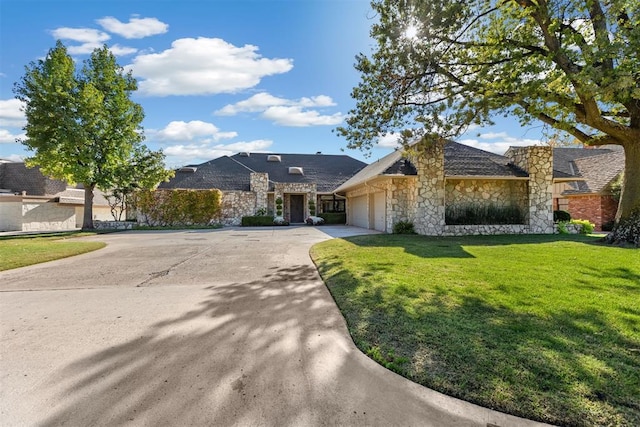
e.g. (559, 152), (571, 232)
(372, 191), (386, 232)
(349, 195), (368, 228)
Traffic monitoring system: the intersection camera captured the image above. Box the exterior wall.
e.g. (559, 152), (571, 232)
(0, 200), (22, 231)
(250, 173), (269, 213)
(73, 205), (115, 227)
(273, 182), (317, 222)
(445, 179), (528, 213)
(507, 146), (554, 233)
(444, 224), (530, 236)
(21, 199), (76, 231)
(386, 177), (417, 233)
(218, 191), (257, 226)
(567, 194), (618, 230)
(410, 143), (446, 235)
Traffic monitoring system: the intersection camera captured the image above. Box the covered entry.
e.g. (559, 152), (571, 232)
(289, 194), (305, 223)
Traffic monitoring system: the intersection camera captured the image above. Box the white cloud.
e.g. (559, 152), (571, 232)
(459, 136), (542, 154)
(0, 154), (25, 162)
(97, 16), (168, 39)
(154, 120), (237, 142)
(0, 128), (25, 144)
(128, 37), (294, 96)
(262, 106), (344, 127)
(377, 133), (401, 148)
(479, 131), (509, 139)
(51, 27), (110, 44)
(0, 99), (26, 127)
(107, 44), (139, 56)
(164, 139), (272, 165)
(216, 92), (342, 126)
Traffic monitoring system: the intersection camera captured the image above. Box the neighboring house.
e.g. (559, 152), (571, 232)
(0, 161), (114, 232)
(335, 141), (555, 236)
(159, 152), (367, 225)
(552, 146), (624, 230)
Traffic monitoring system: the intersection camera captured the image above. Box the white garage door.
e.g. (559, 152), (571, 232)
(372, 191), (386, 232)
(349, 195), (368, 229)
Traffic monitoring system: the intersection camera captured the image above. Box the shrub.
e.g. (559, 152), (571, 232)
(273, 216), (289, 226)
(308, 200), (316, 216)
(554, 210), (571, 222)
(570, 219), (595, 234)
(601, 220), (615, 232)
(445, 204), (525, 225)
(255, 207), (267, 216)
(241, 216), (275, 226)
(275, 197), (283, 216)
(136, 189), (222, 226)
(393, 220), (416, 234)
(557, 221), (569, 234)
(318, 212), (346, 224)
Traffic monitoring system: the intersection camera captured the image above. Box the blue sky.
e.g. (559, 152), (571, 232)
(0, 0), (546, 168)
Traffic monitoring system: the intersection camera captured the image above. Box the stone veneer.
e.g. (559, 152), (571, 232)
(274, 182), (317, 221)
(445, 179), (528, 213)
(250, 173), (269, 213)
(21, 199), (76, 231)
(506, 146), (554, 233)
(410, 142), (446, 236)
(217, 191), (257, 226)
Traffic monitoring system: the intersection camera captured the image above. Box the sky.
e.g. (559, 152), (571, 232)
(0, 0), (547, 168)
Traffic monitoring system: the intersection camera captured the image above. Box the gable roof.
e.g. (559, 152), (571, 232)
(552, 147), (619, 179)
(562, 149), (624, 195)
(159, 153), (367, 193)
(335, 141), (527, 193)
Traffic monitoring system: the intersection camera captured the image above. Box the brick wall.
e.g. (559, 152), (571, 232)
(567, 195), (618, 230)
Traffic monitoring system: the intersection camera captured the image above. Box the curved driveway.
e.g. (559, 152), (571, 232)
(0, 226), (550, 426)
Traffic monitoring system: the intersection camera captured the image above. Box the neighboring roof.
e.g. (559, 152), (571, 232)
(563, 150), (624, 195)
(552, 146), (624, 195)
(335, 141), (527, 193)
(159, 153), (368, 193)
(0, 162), (66, 196)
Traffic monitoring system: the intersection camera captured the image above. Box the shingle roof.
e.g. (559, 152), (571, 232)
(159, 153), (367, 193)
(444, 142), (528, 177)
(335, 141), (527, 193)
(552, 147), (617, 178)
(0, 162), (66, 196)
(562, 150), (624, 194)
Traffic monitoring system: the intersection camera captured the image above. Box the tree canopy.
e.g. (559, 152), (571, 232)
(14, 41), (171, 229)
(338, 0), (639, 229)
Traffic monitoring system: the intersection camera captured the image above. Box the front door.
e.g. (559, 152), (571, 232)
(290, 195), (305, 223)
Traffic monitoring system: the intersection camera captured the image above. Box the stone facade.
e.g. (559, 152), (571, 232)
(274, 182), (317, 221)
(567, 194), (618, 230)
(506, 146), (554, 234)
(21, 199), (77, 231)
(217, 191), (257, 226)
(250, 173), (269, 213)
(411, 143), (446, 236)
(344, 144), (555, 236)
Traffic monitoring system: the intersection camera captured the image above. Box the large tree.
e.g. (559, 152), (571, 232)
(338, 0), (639, 237)
(14, 41), (170, 229)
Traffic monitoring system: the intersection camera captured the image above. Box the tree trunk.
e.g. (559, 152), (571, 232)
(82, 184), (95, 230)
(607, 142), (640, 246)
(616, 142), (640, 222)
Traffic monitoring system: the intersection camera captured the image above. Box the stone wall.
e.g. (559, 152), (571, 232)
(445, 179), (528, 211)
(506, 146), (554, 233)
(250, 173), (269, 213)
(386, 177), (417, 233)
(217, 191), (257, 226)
(410, 143), (446, 235)
(444, 224), (530, 236)
(274, 182), (317, 221)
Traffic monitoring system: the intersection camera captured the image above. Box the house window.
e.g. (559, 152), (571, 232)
(319, 195), (345, 213)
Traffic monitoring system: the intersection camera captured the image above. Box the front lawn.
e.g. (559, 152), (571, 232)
(0, 233), (106, 271)
(310, 234), (640, 427)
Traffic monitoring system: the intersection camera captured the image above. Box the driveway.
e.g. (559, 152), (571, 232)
(0, 226), (549, 426)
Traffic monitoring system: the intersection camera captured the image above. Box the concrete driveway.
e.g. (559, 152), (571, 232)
(0, 226), (549, 426)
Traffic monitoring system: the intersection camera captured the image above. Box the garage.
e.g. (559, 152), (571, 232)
(349, 195), (369, 228)
(372, 191), (386, 232)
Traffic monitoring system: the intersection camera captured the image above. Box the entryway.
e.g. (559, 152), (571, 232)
(290, 194), (305, 223)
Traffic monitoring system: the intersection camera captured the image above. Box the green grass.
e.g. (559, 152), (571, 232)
(0, 233), (106, 271)
(310, 234), (640, 427)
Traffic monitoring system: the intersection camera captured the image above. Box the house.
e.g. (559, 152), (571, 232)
(159, 152), (367, 225)
(0, 161), (114, 232)
(552, 146), (624, 230)
(334, 141), (553, 235)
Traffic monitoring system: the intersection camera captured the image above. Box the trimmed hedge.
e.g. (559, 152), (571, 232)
(241, 216), (276, 226)
(136, 189), (222, 226)
(318, 212), (346, 224)
(554, 210), (571, 222)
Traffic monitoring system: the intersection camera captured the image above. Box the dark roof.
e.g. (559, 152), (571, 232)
(335, 141), (527, 193)
(159, 153), (367, 193)
(0, 162), (66, 196)
(563, 150), (624, 194)
(444, 142), (528, 177)
(552, 147), (618, 179)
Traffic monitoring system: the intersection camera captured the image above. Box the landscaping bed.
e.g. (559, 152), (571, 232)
(310, 234), (640, 426)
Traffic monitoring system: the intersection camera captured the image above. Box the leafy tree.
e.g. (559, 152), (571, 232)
(14, 41), (170, 229)
(338, 0), (639, 241)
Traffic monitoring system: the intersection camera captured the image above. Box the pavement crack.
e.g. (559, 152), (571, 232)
(137, 246), (211, 287)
